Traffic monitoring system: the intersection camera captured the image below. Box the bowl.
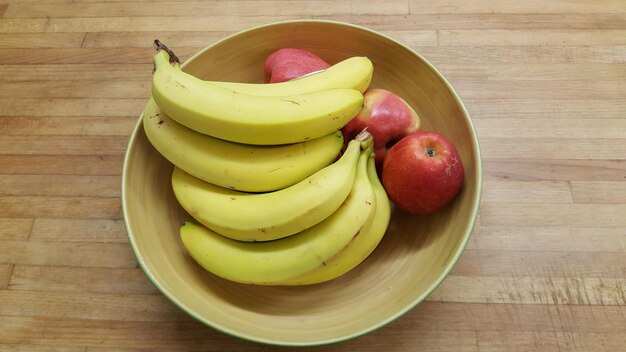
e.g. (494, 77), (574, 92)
(122, 20), (482, 346)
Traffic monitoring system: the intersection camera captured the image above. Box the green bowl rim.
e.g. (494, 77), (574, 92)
(121, 18), (483, 347)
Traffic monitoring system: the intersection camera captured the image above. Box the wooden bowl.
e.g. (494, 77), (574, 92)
(122, 20), (482, 346)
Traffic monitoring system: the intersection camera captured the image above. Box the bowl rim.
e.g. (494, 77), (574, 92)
(121, 18), (483, 347)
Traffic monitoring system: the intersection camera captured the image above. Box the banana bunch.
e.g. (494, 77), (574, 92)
(180, 142), (391, 285)
(143, 41), (390, 285)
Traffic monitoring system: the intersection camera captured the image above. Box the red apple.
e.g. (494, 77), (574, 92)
(264, 48), (330, 83)
(382, 131), (464, 214)
(342, 88), (421, 169)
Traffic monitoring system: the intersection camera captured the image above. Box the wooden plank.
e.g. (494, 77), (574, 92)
(0, 33), (85, 48)
(83, 331), (476, 352)
(468, 226), (626, 252)
(440, 63), (626, 81)
(0, 304), (624, 350)
(0, 241), (136, 267)
(0, 155), (124, 176)
(473, 119), (626, 139)
(0, 80), (150, 99)
(4, 1), (409, 18)
(0, 196), (121, 219)
(325, 13), (626, 30)
(479, 203), (626, 227)
(82, 31), (229, 48)
(0, 290), (187, 322)
(453, 80), (626, 100)
(0, 175), (121, 197)
(0, 116), (137, 136)
(0, 99), (145, 117)
(407, 0), (626, 14)
(0, 135), (128, 155)
(465, 99), (626, 120)
(417, 46), (626, 64)
(440, 30), (626, 46)
(0, 48), (164, 64)
(571, 181), (626, 204)
(9, 266), (155, 294)
(483, 159), (626, 182)
(0, 265), (12, 289)
(0, 16), (298, 33)
(477, 331), (626, 352)
(0, 64), (152, 82)
(2, 302), (625, 345)
(481, 180), (572, 204)
(30, 219), (128, 243)
(1, 14), (626, 34)
(3, 0), (71, 3)
(0, 344), (85, 352)
(0, 316), (240, 351)
(0, 218), (33, 241)
(75, 332), (626, 352)
(430, 276), (626, 305)
(480, 138), (626, 160)
(455, 250), (626, 278)
(355, 29), (440, 47)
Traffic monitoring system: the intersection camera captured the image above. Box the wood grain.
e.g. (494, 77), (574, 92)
(0, 116), (137, 136)
(0, 241), (136, 267)
(0, 33), (85, 48)
(0, 155), (124, 176)
(0, 64), (152, 81)
(0, 0), (624, 350)
(3, 1), (410, 18)
(9, 265), (155, 294)
(0, 218), (33, 241)
(469, 226), (626, 252)
(30, 218), (128, 243)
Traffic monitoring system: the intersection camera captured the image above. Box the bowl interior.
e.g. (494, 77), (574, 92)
(123, 20), (481, 346)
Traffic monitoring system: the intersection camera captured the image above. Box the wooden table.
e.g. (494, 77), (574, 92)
(1, 1), (625, 351)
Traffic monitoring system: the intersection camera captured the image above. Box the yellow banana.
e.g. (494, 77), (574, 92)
(279, 153), (391, 285)
(179, 147), (375, 285)
(151, 48), (363, 145)
(210, 56), (373, 95)
(172, 137), (363, 242)
(142, 98), (343, 192)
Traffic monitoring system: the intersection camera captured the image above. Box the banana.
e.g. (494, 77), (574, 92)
(278, 153), (391, 285)
(179, 146), (376, 285)
(142, 98), (343, 192)
(172, 136), (364, 242)
(151, 47), (364, 145)
(210, 56), (373, 95)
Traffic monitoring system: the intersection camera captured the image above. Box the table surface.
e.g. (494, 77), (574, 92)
(1, 1), (625, 351)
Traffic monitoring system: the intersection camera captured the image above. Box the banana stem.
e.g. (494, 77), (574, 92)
(153, 39), (180, 64)
(355, 129), (373, 150)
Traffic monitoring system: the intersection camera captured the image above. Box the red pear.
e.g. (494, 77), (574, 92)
(264, 48), (330, 83)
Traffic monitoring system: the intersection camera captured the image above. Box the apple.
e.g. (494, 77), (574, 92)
(382, 131), (464, 214)
(264, 48), (330, 83)
(342, 88), (421, 169)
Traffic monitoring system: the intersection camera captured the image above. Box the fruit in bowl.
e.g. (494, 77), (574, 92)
(264, 48), (331, 83)
(383, 131), (465, 214)
(122, 20), (481, 346)
(145, 40), (389, 286)
(342, 88), (421, 170)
